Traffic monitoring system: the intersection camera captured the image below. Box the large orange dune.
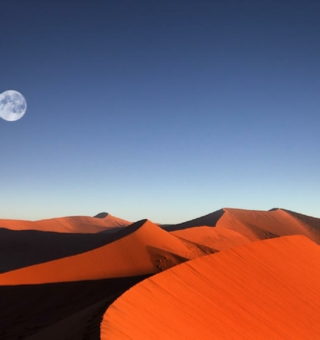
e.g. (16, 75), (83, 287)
(1, 207), (319, 339)
(0, 219), (210, 285)
(101, 235), (320, 339)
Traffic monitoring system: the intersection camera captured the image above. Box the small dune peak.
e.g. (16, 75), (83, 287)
(128, 219), (148, 228)
(94, 212), (109, 219)
(164, 209), (225, 231)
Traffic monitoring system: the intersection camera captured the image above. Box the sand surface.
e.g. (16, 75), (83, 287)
(172, 226), (251, 251)
(101, 235), (320, 339)
(0, 207), (319, 339)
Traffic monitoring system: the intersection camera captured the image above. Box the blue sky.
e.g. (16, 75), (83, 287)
(1, 0), (320, 222)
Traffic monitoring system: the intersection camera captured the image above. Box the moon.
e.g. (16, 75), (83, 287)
(0, 90), (27, 122)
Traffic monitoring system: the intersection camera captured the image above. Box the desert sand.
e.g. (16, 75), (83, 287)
(101, 235), (320, 339)
(0, 208), (319, 339)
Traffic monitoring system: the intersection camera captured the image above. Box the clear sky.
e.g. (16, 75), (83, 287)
(1, 0), (319, 223)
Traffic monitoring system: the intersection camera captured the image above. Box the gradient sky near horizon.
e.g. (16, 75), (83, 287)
(1, 0), (319, 223)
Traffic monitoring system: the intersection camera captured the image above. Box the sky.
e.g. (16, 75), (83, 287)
(1, 0), (320, 223)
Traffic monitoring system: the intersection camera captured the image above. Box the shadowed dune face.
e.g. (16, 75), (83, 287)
(0, 275), (149, 340)
(283, 209), (320, 240)
(164, 209), (225, 231)
(101, 236), (320, 339)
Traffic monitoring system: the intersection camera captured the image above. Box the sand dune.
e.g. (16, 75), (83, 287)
(101, 235), (320, 339)
(216, 208), (320, 242)
(170, 207), (320, 252)
(170, 207), (320, 243)
(0, 220), (209, 285)
(1, 207), (320, 339)
(0, 213), (130, 234)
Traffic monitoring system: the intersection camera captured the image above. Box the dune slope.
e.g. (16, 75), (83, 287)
(0, 220), (209, 285)
(171, 226), (251, 251)
(101, 235), (320, 339)
(0, 228), (130, 273)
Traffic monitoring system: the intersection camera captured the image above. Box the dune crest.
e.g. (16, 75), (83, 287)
(164, 209), (225, 231)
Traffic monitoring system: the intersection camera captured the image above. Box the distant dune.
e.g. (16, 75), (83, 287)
(0, 207), (319, 339)
(168, 207), (320, 243)
(217, 208), (320, 242)
(0, 213), (130, 234)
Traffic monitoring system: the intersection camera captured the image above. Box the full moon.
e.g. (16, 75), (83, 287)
(0, 90), (27, 122)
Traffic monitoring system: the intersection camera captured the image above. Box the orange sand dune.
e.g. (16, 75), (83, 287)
(0, 220), (209, 285)
(172, 226), (251, 251)
(216, 208), (320, 242)
(167, 208), (320, 255)
(0, 213), (130, 234)
(101, 235), (320, 339)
